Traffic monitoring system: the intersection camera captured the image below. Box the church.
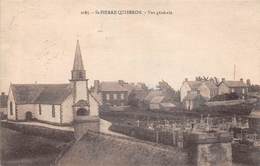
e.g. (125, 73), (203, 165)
(7, 40), (100, 126)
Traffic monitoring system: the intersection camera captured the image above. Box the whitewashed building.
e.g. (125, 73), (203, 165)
(180, 78), (218, 102)
(7, 40), (99, 126)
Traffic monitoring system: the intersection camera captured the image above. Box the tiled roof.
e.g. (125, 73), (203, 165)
(0, 94), (8, 108)
(222, 81), (247, 88)
(150, 96), (165, 104)
(99, 82), (128, 92)
(11, 84), (72, 105)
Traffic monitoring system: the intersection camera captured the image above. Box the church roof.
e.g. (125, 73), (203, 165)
(11, 84), (72, 105)
(72, 40), (85, 71)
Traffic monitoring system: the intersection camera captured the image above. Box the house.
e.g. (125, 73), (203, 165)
(7, 40), (99, 126)
(149, 96), (165, 110)
(180, 78), (218, 102)
(0, 92), (8, 116)
(92, 80), (128, 107)
(149, 96), (176, 111)
(183, 91), (206, 111)
(218, 78), (248, 99)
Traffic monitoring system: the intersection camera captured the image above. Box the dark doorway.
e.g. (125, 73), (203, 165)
(76, 108), (89, 116)
(25, 112), (33, 121)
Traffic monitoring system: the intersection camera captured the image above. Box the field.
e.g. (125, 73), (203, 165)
(0, 126), (66, 166)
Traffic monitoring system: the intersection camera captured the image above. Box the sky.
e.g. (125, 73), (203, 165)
(0, 0), (260, 93)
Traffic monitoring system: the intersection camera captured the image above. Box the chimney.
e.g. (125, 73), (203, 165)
(1, 92), (5, 96)
(240, 78), (243, 82)
(221, 78), (225, 82)
(185, 78), (188, 82)
(94, 80), (100, 92)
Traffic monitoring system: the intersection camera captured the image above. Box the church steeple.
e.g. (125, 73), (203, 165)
(71, 40), (86, 80)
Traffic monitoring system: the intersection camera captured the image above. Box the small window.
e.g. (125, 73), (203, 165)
(113, 94), (117, 100)
(52, 105), (55, 118)
(39, 104), (42, 115)
(106, 94), (110, 100)
(10, 102), (13, 115)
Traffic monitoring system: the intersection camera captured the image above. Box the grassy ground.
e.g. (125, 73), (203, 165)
(0, 126), (66, 166)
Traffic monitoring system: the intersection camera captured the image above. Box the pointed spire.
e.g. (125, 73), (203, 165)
(73, 40), (85, 70)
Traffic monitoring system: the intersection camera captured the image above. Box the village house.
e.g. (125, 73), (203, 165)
(0, 92), (8, 116)
(180, 78), (218, 102)
(7, 40), (99, 126)
(218, 78), (248, 99)
(149, 96), (176, 111)
(182, 91), (206, 111)
(92, 80), (128, 107)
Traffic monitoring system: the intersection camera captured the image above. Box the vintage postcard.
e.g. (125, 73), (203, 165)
(0, 0), (259, 166)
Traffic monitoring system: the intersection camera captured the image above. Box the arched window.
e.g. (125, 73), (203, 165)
(10, 102), (13, 115)
(76, 108), (89, 116)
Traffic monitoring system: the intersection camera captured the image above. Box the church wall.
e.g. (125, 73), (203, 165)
(75, 81), (87, 102)
(61, 95), (73, 124)
(36, 104), (61, 124)
(16, 104), (36, 120)
(7, 88), (16, 120)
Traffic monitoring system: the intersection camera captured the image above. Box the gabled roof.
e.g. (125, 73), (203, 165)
(0, 94), (8, 108)
(221, 81), (247, 88)
(150, 96), (165, 104)
(11, 84), (72, 105)
(99, 82), (128, 92)
(72, 40), (85, 71)
(144, 90), (163, 102)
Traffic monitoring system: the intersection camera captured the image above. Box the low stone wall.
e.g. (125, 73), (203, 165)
(1, 121), (74, 142)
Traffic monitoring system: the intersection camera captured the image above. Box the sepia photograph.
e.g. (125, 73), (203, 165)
(0, 0), (260, 166)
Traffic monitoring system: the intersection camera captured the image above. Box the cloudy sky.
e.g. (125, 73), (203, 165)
(1, 0), (259, 92)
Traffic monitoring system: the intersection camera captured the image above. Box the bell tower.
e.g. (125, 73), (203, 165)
(70, 40), (90, 119)
(70, 40), (100, 140)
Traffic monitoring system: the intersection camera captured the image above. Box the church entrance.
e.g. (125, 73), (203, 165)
(76, 108), (89, 116)
(25, 112), (33, 121)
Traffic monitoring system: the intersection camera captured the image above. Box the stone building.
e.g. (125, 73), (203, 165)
(180, 78), (218, 102)
(92, 80), (128, 107)
(218, 78), (248, 99)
